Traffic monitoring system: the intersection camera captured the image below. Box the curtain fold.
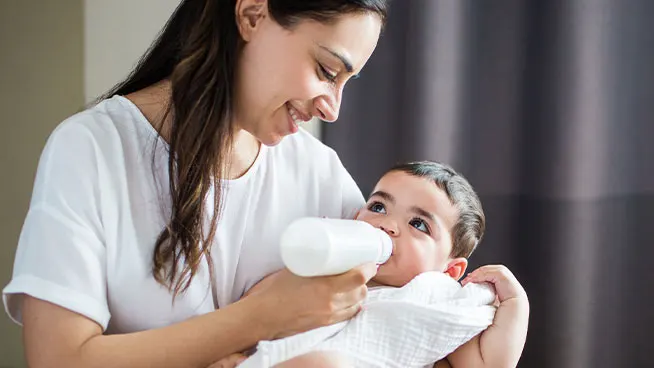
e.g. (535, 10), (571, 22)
(323, 1), (654, 366)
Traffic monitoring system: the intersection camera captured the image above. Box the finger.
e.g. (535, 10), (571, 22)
(462, 266), (491, 284)
(464, 266), (526, 302)
(462, 267), (495, 285)
(468, 269), (498, 284)
(329, 300), (363, 324)
(352, 262), (378, 282)
(481, 265), (516, 284)
(468, 264), (501, 277)
(207, 354), (248, 368)
(334, 283), (368, 308)
(234, 355), (247, 366)
(231, 353), (248, 361)
(333, 263), (377, 289)
(466, 265), (509, 283)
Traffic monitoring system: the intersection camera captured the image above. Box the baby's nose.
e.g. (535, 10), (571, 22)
(379, 223), (398, 236)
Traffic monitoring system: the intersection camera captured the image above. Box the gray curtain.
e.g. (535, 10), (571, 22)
(323, 1), (654, 367)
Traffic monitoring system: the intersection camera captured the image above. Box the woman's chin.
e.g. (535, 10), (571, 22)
(259, 129), (296, 147)
(259, 135), (285, 147)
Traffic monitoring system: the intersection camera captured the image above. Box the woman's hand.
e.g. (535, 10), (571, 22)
(206, 353), (248, 368)
(244, 263), (377, 339)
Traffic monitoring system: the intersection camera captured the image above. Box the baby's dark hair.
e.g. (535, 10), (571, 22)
(386, 161), (485, 258)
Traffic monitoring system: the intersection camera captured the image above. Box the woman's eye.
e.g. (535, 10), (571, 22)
(368, 202), (386, 214)
(409, 218), (430, 234)
(319, 64), (337, 83)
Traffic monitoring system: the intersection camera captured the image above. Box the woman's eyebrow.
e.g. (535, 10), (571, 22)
(318, 45), (354, 73)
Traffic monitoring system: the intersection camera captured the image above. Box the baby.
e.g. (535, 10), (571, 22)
(215, 161), (529, 368)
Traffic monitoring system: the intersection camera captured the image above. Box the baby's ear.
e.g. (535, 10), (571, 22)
(444, 257), (468, 280)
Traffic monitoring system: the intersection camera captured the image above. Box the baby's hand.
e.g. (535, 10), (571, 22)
(461, 265), (527, 303)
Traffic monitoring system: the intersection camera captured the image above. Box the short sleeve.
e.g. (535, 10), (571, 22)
(336, 159), (365, 220)
(2, 121), (110, 329)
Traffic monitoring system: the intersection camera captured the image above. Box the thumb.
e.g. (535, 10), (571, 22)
(358, 262), (378, 281)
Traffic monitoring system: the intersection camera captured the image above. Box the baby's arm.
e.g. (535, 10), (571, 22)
(444, 265), (529, 368)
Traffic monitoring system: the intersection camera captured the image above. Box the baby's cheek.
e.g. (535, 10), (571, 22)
(355, 211), (373, 223)
(408, 259), (433, 276)
(375, 241), (436, 285)
(394, 257), (429, 283)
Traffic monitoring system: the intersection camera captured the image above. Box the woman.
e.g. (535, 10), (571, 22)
(3, 0), (387, 367)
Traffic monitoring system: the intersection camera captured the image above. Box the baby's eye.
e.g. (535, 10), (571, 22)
(409, 218), (430, 234)
(368, 202), (386, 214)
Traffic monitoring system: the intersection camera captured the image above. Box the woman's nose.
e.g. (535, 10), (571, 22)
(312, 92), (341, 122)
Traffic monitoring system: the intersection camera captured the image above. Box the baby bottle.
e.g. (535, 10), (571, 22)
(280, 217), (393, 277)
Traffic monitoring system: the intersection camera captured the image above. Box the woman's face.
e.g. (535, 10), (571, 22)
(234, 0), (382, 146)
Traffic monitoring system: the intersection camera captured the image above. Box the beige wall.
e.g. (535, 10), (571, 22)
(83, 0), (322, 137)
(0, 1), (85, 367)
(84, 0), (182, 103)
(0, 2), (324, 366)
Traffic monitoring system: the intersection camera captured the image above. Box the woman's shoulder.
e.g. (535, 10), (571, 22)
(266, 128), (363, 218)
(45, 95), (159, 161)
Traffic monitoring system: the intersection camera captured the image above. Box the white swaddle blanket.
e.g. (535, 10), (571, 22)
(240, 272), (497, 368)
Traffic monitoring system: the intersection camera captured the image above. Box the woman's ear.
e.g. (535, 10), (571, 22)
(235, 0), (268, 42)
(444, 257), (468, 281)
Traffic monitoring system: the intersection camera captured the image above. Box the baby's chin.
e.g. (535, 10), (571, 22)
(370, 267), (416, 287)
(372, 264), (451, 287)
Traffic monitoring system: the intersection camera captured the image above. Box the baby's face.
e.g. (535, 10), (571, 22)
(356, 171), (461, 286)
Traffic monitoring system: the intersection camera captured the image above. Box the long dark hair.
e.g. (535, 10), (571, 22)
(100, 0), (389, 297)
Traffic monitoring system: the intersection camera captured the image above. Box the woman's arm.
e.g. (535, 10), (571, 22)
(22, 295), (268, 368)
(22, 265), (376, 368)
(434, 359), (453, 368)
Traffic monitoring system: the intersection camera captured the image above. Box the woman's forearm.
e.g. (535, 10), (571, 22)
(24, 295), (275, 368)
(82, 297), (272, 368)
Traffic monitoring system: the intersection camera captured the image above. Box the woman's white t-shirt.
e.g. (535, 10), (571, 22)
(2, 96), (364, 334)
